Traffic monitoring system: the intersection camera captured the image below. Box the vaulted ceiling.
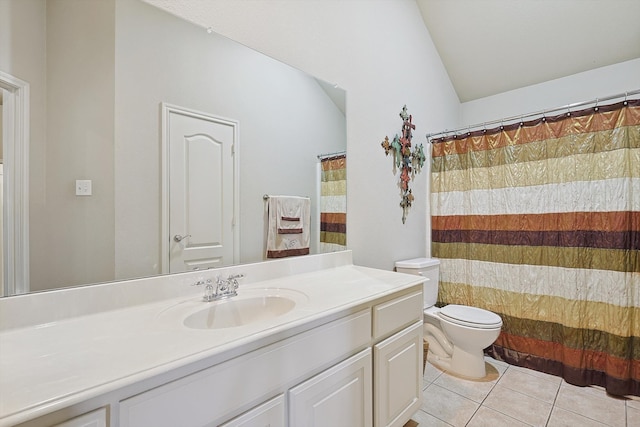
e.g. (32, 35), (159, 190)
(416, 0), (640, 102)
(146, 0), (640, 104)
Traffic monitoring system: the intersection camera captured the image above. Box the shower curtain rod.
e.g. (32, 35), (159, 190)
(426, 88), (640, 141)
(317, 150), (346, 160)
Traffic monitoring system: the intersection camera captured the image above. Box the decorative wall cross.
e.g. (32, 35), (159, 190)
(381, 105), (425, 223)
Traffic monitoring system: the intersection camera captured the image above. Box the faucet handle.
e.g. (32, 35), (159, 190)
(227, 273), (244, 290)
(202, 279), (215, 302)
(228, 273), (244, 284)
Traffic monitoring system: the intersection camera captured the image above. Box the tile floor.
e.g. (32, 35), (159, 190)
(409, 356), (640, 427)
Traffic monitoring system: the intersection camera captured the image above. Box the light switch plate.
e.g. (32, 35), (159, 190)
(75, 180), (92, 196)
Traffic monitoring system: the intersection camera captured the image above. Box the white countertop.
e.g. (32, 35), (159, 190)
(0, 258), (423, 426)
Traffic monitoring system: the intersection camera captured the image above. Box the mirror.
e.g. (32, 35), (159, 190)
(0, 0), (346, 296)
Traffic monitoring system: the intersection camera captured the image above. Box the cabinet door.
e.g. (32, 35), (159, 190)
(220, 394), (285, 427)
(374, 321), (423, 427)
(289, 348), (372, 427)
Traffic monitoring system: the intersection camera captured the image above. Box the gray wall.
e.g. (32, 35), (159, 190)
(151, 0), (462, 270)
(114, 0), (346, 279)
(2, 0), (346, 292)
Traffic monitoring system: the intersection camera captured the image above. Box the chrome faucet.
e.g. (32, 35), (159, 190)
(195, 274), (244, 302)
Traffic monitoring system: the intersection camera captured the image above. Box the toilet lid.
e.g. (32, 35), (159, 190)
(438, 305), (502, 329)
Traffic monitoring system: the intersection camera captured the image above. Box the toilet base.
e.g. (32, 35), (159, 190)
(427, 348), (487, 379)
(423, 312), (499, 380)
(450, 346), (486, 379)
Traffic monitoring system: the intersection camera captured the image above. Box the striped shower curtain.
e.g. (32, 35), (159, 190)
(431, 99), (640, 396)
(320, 154), (347, 252)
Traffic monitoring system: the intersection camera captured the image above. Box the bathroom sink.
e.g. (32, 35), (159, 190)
(183, 294), (297, 330)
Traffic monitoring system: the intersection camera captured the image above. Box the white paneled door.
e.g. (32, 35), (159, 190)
(162, 104), (238, 273)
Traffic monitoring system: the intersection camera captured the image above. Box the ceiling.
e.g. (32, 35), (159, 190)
(416, 0), (640, 102)
(146, 0), (640, 104)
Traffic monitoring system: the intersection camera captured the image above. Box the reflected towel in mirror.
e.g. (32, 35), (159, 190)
(266, 196), (310, 258)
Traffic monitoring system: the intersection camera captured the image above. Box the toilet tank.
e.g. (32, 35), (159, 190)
(395, 258), (440, 308)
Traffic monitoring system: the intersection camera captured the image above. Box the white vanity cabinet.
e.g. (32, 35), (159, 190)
(5, 265), (424, 427)
(372, 291), (424, 427)
(117, 289), (422, 427)
(118, 309), (372, 427)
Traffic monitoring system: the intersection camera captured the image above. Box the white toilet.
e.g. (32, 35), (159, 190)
(395, 258), (502, 379)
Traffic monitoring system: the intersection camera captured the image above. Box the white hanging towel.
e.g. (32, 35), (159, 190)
(266, 196), (311, 258)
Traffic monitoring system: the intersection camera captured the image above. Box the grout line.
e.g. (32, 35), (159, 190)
(421, 367), (455, 426)
(476, 364), (536, 427)
(544, 376), (562, 427)
(464, 403), (482, 426)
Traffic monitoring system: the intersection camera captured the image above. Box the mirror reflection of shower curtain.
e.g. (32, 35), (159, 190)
(319, 154), (346, 252)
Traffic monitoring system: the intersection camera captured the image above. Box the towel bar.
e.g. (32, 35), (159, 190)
(263, 194), (309, 200)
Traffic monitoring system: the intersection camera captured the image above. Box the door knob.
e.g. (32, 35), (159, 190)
(174, 234), (191, 242)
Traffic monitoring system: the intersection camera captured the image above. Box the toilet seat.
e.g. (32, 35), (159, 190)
(438, 304), (502, 329)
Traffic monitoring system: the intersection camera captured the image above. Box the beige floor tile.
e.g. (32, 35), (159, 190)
(627, 404), (640, 427)
(626, 395), (640, 410)
(510, 364), (563, 383)
(559, 380), (624, 400)
(421, 383), (479, 427)
(466, 406), (530, 427)
(554, 383), (626, 426)
(409, 409), (453, 427)
(484, 356), (509, 374)
(433, 371), (498, 403)
(422, 356), (631, 427)
(483, 384), (553, 427)
(423, 361), (444, 385)
(497, 367), (560, 404)
(546, 406), (609, 427)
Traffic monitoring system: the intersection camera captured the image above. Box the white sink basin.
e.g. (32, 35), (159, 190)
(157, 288), (309, 330)
(184, 295), (296, 329)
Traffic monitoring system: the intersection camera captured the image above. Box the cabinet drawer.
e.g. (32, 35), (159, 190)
(220, 394), (285, 427)
(53, 408), (107, 427)
(372, 291), (422, 340)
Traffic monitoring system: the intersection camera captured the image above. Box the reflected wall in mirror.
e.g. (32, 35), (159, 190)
(0, 0), (346, 297)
